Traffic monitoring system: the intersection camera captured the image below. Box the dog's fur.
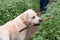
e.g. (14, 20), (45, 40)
(0, 9), (42, 40)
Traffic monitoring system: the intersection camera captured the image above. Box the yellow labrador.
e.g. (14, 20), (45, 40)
(0, 9), (42, 40)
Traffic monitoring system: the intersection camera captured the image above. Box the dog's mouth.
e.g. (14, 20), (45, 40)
(33, 23), (40, 26)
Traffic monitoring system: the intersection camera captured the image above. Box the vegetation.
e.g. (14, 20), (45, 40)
(0, 0), (40, 25)
(33, 0), (60, 40)
(1, 0), (60, 40)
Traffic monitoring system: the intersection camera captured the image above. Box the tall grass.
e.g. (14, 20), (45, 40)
(0, 0), (40, 25)
(33, 0), (60, 40)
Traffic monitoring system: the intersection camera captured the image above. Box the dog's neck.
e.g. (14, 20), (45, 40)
(13, 16), (28, 32)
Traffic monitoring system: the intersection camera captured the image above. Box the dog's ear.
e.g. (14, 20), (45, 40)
(21, 13), (28, 22)
(21, 13), (32, 26)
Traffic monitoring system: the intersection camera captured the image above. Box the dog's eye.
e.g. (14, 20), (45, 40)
(32, 16), (35, 18)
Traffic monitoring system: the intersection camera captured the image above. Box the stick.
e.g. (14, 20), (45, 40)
(42, 16), (53, 21)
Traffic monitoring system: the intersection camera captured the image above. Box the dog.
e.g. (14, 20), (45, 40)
(0, 9), (42, 40)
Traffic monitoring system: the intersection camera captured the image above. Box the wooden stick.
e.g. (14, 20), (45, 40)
(42, 16), (53, 21)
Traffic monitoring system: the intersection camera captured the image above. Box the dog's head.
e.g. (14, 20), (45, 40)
(21, 9), (42, 26)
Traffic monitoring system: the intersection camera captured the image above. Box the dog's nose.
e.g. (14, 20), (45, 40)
(39, 19), (43, 22)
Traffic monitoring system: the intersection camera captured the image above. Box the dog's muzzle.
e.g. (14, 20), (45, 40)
(33, 23), (40, 26)
(33, 19), (42, 26)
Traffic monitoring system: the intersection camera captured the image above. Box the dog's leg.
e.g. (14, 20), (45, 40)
(17, 30), (27, 40)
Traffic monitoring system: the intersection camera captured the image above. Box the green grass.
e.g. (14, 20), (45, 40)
(0, 0), (40, 25)
(1, 0), (60, 40)
(32, 0), (60, 40)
